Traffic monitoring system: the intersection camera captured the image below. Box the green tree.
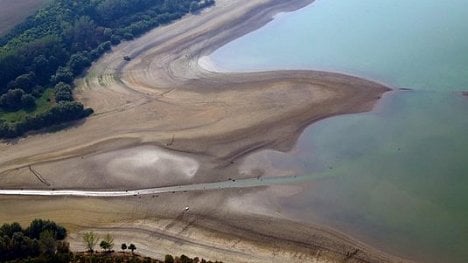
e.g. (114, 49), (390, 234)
(51, 66), (74, 84)
(0, 89), (24, 110)
(128, 243), (136, 254)
(54, 82), (73, 102)
(21, 94), (36, 108)
(121, 243), (127, 252)
(82, 232), (99, 252)
(100, 240), (111, 252)
(189, 2), (199, 13)
(99, 233), (114, 252)
(67, 53), (91, 75)
(57, 241), (70, 253)
(71, 16), (97, 50)
(26, 219), (67, 240)
(39, 230), (57, 256)
(10, 72), (37, 93)
(165, 254), (175, 263)
(0, 222), (23, 237)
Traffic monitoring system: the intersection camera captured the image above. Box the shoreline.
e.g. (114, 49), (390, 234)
(0, 0), (407, 262)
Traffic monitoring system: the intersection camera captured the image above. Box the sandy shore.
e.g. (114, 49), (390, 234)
(0, 0), (388, 189)
(0, 189), (411, 263)
(0, 0), (408, 262)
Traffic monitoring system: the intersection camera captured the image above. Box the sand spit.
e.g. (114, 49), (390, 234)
(0, 0), (408, 262)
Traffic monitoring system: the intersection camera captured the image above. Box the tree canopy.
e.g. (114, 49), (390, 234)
(0, 219), (67, 262)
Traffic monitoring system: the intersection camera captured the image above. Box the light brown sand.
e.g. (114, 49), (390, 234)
(0, 190), (411, 263)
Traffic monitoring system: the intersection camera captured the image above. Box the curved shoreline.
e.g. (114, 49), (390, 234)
(0, 0), (388, 173)
(0, 0), (408, 262)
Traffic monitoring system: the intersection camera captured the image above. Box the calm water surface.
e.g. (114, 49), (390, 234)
(209, 0), (468, 262)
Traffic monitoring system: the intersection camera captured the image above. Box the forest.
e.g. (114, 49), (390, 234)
(0, 219), (67, 262)
(0, 0), (215, 138)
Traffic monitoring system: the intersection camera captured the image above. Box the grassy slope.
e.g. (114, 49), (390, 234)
(0, 88), (55, 123)
(0, 0), (50, 36)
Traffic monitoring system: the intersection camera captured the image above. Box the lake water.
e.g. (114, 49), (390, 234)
(208, 0), (468, 262)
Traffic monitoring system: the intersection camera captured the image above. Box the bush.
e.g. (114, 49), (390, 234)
(51, 67), (74, 84)
(123, 32), (134, 40)
(0, 219), (66, 262)
(54, 82), (73, 102)
(26, 219), (67, 240)
(0, 88), (24, 109)
(21, 94), (36, 108)
(165, 254), (175, 263)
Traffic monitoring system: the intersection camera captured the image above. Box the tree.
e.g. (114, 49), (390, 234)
(0, 222), (23, 238)
(111, 34), (121, 45)
(54, 82), (73, 102)
(99, 233), (114, 252)
(121, 243), (127, 252)
(71, 16), (97, 50)
(39, 230), (57, 256)
(103, 27), (113, 40)
(0, 89), (24, 110)
(51, 67), (74, 84)
(26, 219), (67, 240)
(10, 72), (37, 93)
(67, 53), (91, 75)
(57, 241), (70, 253)
(180, 255), (191, 263)
(165, 254), (175, 263)
(189, 2), (199, 13)
(123, 32), (134, 40)
(21, 94), (36, 108)
(82, 232), (99, 252)
(99, 240), (111, 252)
(128, 243), (136, 254)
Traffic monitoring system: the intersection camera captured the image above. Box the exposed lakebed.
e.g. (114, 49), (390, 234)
(208, 0), (468, 262)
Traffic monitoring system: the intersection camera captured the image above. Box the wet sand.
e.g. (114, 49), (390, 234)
(0, 0), (406, 262)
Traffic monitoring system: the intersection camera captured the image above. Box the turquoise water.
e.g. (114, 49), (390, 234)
(278, 92), (468, 263)
(209, 1), (468, 262)
(211, 0), (468, 91)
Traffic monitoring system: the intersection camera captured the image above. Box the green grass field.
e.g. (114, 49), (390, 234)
(0, 88), (55, 123)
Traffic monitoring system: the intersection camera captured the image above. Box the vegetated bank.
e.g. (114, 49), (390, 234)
(0, 0), (215, 139)
(0, 219), (222, 263)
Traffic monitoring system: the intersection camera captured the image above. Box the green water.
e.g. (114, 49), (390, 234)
(280, 92), (468, 263)
(211, 0), (468, 91)
(209, 0), (468, 262)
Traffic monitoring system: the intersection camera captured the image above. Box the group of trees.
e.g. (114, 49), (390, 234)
(0, 0), (215, 138)
(0, 101), (94, 138)
(82, 232), (224, 263)
(0, 219), (69, 262)
(121, 242), (137, 254)
(1, 219), (223, 263)
(82, 231), (137, 254)
(164, 254), (223, 263)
